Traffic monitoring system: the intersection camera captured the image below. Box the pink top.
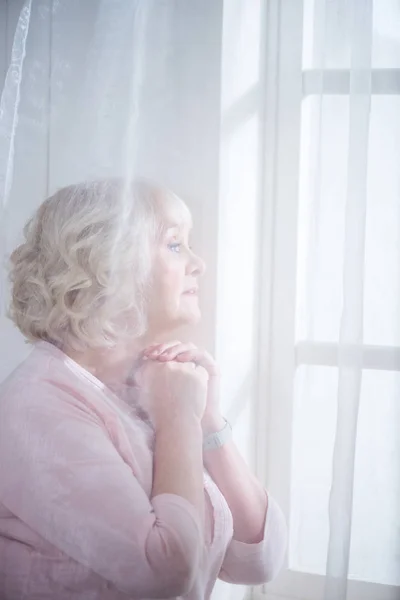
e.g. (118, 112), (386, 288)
(0, 341), (287, 599)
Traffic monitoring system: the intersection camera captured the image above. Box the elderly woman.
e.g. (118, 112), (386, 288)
(0, 179), (286, 599)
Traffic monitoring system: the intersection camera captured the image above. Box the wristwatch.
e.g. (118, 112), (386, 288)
(203, 418), (232, 451)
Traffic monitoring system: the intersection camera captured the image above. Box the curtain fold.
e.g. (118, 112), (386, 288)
(324, 2), (372, 598)
(0, 0), (32, 311)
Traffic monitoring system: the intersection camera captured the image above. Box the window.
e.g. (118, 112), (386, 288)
(251, 1), (400, 599)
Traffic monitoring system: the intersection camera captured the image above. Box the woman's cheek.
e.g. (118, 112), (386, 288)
(156, 251), (186, 298)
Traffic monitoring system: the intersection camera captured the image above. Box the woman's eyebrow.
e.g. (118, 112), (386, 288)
(164, 223), (188, 235)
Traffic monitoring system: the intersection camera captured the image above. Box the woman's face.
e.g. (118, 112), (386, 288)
(146, 198), (205, 336)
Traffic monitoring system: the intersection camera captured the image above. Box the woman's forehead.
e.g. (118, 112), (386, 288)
(156, 191), (192, 232)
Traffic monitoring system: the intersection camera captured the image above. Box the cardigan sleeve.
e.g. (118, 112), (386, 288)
(219, 492), (287, 585)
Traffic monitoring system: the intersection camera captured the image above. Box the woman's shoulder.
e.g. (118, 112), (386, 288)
(0, 344), (155, 495)
(0, 343), (105, 425)
(0, 343), (153, 454)
(0, 345), (49, 404)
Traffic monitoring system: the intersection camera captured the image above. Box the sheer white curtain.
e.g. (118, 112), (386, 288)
(0, 0), (223, 379)
(262, 1), (400, 600)
(0, 3), (237, 599)
(0, 0), (153, 356)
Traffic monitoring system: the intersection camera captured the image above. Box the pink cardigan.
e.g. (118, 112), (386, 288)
(0, 341), (287, 599)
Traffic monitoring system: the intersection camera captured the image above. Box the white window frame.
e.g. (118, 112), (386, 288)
(241, 1), (400, 599)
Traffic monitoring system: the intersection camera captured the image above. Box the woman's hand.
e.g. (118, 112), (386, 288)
(143, 342), (224, 432)
(135, 355), (209, 430)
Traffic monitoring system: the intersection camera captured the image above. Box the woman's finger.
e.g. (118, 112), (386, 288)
(143, 340), (183, 357)
(170, 348), (219, 376)
(173, 349), (200, 362)
(144, 342), (219, 376)
(156, 343), (197, 361)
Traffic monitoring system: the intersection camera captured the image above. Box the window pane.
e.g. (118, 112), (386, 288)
(296, 96), (348, 343)
(290, 366), (400, 586)
(296, 96), (400, 346)
(372, 0), (400, 68)
(364, 97), (400, 346)
(303, 0), (400, 69)
(290, 366), (338, 573)
(351, 370), (400, 585)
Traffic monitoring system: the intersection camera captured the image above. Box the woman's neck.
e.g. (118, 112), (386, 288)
(63, 338), (146, 387)
(62, 324), (182, 387)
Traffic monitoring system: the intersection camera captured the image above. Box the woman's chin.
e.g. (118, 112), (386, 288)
(178, 308), (201, 326)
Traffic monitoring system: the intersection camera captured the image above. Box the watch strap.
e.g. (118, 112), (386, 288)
(203, 418), (232, 451)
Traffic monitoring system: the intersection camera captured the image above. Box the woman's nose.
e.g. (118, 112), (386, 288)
(188, 251), (206, 276)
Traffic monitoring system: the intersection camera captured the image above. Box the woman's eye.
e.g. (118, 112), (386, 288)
(168, 242), (182, 253)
